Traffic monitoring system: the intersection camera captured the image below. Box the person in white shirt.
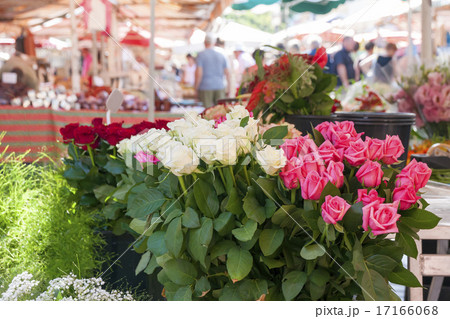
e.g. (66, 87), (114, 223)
(182, 54), (196, 87)
(233, 44), (255, 89)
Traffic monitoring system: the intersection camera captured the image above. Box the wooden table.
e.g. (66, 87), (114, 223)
(410, 181), (450, 301)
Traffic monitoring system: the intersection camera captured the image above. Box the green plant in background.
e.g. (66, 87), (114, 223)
(0, 138), (106, 289)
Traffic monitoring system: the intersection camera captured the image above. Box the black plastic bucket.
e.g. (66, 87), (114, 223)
(334, 112), (416, 164)
(285, 114), (336, 136)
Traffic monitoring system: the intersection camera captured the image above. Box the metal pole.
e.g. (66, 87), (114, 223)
(148, 0), (156, 122)
(407, 0), (414, 65)
(92, 30), (99, 76)
(70, 0), (80, 93)
(421, 0), (433, 66)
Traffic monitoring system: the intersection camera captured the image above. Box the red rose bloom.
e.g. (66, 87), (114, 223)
(312, 47), (328, 68)
(60, 123), (80, 144)
(73, 125), (98, 146)
(91, 117), (103, 127)
(247, 80), (266, 112)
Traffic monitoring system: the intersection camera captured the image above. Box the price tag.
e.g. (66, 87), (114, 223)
(106, 89), (123, 113)
(2, 72), (17, 84)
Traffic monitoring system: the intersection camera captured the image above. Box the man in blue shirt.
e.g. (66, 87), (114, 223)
(194, 33), (230, 108)
(331, 37), (356, 87)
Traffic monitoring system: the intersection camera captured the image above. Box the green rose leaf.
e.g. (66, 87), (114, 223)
(210, 240), (237, 260)
(213, 211), (234, 236)
(358, 269), (390, 301)
(147, 231), (168, 256)
(260, 256), (285, 269)
(243, 186), (266, 224)
(365, 255), (398, 277)
(182, 207), (200, 228)
(194, 176), (219, 218)
(127, 188), (165, 219)
(135, 251), (151, 276)
(282, 271), (307, 301)
(188, 218), (213, 267)
(232, 219), (258, 242)
(173, 286), (193, 301)
(395, 232), (418, 258)
(400, 208), (441, 229)
(388, 265), (422, 287)
(342, 202), (364, 232)
(262, 125), (288, 144)
(194, 276), (211, 298)
(163, 259), (198, 286)
(165, 217), (184, 258)
(300, 243), (326, 260)
(103, 158), (126, 175)
(226, 247), (253, 282)
(226, 188), (245, 216)
(259, 228), (284, 256)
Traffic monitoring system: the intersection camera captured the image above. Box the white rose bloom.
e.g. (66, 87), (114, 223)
(136, 129), (172, 152)
(255, 145), (287, 176)
(167, 118), (194, 137)
(179, 125), (216, 147)
(245, 118), (260, 142)
(215, 121), (252, 155)
(193, 137), (220, 164)
(117, 134), (146, 155)
(157, 140), (199, 176)
(226, 104), (250, 120)
(215, 136), (238, 166)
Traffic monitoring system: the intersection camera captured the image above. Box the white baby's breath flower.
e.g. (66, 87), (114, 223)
(255, 145), (287, 176)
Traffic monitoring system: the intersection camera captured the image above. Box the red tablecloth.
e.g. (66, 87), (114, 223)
(0, 106), (179, 161)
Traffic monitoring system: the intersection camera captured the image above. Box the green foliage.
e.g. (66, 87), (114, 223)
(0, 152), (106, 289)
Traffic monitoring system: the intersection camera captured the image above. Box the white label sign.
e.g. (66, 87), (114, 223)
(2, 72), (17, 84)
(106, 88), (123, 113)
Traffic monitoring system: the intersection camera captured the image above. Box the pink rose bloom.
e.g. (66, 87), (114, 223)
(280, 157), (303, 189)
(323, 161), (344, 188)
(318, 140), (344, 165)
(300, 170), (328, 200)
(356, 160), (383, 188)
(362, 201), (401, 236)
(393, 184), (421, 210)
(280, 139), (299, 160)
(414, 84), (432, 106)
(397, 159), (432, 191)
(334, 121), (361, 138)
(281, 136), (318, 159)
(135, 151), (159, 164)
(381, 135), (404, 165)
(344, 139), (368, 166)
(299, 152), (326, 181)
(365, 137), (384, 161)
(428, 72), (443, 86)
(357, 189), (385, 206)
(315, 121), (335, 140)
(321, 195), (351, 224)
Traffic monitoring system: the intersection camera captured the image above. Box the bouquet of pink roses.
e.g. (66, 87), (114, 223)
(394, 65), (450, 140)
(107, 104), (439, 301)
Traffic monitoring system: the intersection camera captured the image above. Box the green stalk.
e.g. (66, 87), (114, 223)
(320, 224), (328, 243)
(360, 230), (370, 244)
(113, 147), (117, 157)
(229, 166), (236, 187)
(291, 189), (296, 203)
(218, 167), (227, 190)
(243, 165), (251, 186)
(72, 142), (79, 160)
(178, 176), (188, 195)
(87, 145), (96, 167)
(343, 231), (352, 250)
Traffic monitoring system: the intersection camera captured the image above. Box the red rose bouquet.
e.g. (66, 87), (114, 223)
(243, 47), (337, 123)
(59, 118), (168, 217)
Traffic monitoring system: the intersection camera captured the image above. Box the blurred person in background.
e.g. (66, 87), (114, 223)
(0, 51), (39, 90)
(194, 33), (230, 108)
(331, 37), (356, 88)
(373, 42), (398, 84)
(355, 41), (375, 79)
(182, 54), (196, 88)
(309, 36), (322, 56)
(233, 44), (256, 89)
